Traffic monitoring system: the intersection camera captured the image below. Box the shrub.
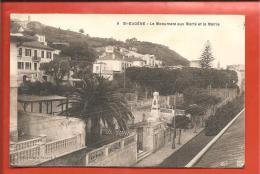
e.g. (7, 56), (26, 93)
(18, 81), (73, 96)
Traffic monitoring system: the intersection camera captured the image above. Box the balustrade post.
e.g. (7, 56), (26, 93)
(10, 141), (17, 152)
(76, 133), (82, 148)
(121, 139), (124, 149)
(85, 154), (89, 165)
(104, 146), (109, 156)
(39, 134), (47, 160)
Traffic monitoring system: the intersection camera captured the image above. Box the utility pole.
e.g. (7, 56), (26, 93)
(124, 67), (126, 89)
(172, 95), (176, 149)
(225, 83), (228, 98)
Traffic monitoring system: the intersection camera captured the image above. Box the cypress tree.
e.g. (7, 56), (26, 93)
(199, 40), (215, 69)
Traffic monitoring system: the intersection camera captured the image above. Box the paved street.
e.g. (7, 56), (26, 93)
(159, 129), (214, 167)
(134, 127), (209, 167)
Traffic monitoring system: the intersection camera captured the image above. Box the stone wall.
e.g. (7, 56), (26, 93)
(205, 88), (238, 100)
(18, 111), (86, 145)
(86, 133), (137, 167)
(38, 148), (87, 166)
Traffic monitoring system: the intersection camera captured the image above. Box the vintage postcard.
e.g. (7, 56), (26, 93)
(9, 14), (245, 168)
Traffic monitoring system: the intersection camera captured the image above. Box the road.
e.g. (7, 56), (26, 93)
(159, 129), (215, 167)
(194, 110), (244, 168)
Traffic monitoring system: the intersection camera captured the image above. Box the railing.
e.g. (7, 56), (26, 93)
(10, 146), (40, 165)
(13, 137), (42, 151)
(10, 134), (83, 166)
(86, 133), (137, 165)
(45, 134), (81, 156)
(101, 128), (130, 137)
(128, 96), (168, 110)
(32, 56), (41, 62)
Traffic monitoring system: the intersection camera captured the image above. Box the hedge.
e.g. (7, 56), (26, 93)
(205, 94), (244, 136)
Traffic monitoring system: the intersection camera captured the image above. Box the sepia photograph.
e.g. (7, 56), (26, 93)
(9, 14), (245, 168)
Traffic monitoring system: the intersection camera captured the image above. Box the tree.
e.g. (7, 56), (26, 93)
(61, 75), (134, 145)
(174, 115), (191, 145)
(60, 42), (97, 63)
(79, 28), (85, 34)
(186, 105), (205, 133)
(39, 58), (70, 86)
(199, 40), (215, 69)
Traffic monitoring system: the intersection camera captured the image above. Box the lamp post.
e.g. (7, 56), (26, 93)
(172, 95), (176, 149)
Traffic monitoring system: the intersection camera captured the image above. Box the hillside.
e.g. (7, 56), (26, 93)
(24, 21), (189, 66)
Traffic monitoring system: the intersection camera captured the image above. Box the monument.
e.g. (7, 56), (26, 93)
(148, 92), (160, 122)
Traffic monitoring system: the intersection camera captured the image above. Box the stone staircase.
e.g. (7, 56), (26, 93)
(137, 150), (152, 162)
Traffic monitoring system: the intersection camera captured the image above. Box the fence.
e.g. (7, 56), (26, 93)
(128, 96), (168, 110)
(101, 128), (131, 137)
(86, 133), (137, 165)
(45, 134), (81, 156)
(10, 134), (83, 166)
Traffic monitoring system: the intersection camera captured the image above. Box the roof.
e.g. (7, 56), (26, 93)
(20, 41), (54, 50)
(190, 60), (200, 62)
(128, 57), (145, 62)
(99, 51), (124, 60)
(10, 33), (36, 42)
(194, 111), (244, 168)
(18, 95), (67, 102)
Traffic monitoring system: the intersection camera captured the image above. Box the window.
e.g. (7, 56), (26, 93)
(25, 62), (31, 70)
(25, 49), (31, 56)
(17, 62), (24, 69)
(41, 51), (44, 58)
(34, 63), (38, 71)
(34, 50), (37, 57)
(18, 48), (22, 56)
(47, 52), (52, 59)
(96, 66), (99, 72)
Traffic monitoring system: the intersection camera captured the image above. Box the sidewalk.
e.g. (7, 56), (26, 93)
(134, 127), (204, 167)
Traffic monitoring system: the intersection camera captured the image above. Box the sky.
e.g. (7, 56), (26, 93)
(11, 14), (245, 68)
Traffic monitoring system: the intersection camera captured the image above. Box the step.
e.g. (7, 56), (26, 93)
(137, 150), (152, 161)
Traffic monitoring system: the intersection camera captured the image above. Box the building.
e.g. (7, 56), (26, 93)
(190, 60), (201, 68)
(93, 46), (133, 80)
(10, 33), (36, 141)
(166, 65), (184, 70)
(131, 57), (146, 67)
(10, 32), (85, 167)
(142, 54), (156, 67)
(155, 59), (163, 68)
(16, 34), (55, 84)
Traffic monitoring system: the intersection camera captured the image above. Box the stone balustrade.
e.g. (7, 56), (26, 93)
(86, 133), (137, 165)
(10, 137), (43, 152)
(10, 134), (83, 166)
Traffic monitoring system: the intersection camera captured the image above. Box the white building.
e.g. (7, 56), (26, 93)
(190, 60), (201, 68)
(131, 58), (146, 67)
(16, 34), (55, 84)
(155, 59), (163, 68)
(93, 46), (133, 80)
(10, 34), (85, 167)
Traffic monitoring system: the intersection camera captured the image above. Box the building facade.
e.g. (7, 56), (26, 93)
(16, 34), (55, 84)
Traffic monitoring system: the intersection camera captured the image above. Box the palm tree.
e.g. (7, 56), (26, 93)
(61, 74), (134, 145)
